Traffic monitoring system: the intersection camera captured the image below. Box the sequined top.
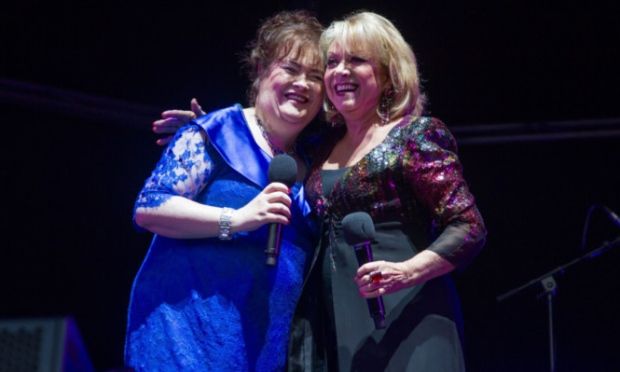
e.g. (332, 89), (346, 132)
(289, 117), (486, 371)
(306, 116), (486, 267)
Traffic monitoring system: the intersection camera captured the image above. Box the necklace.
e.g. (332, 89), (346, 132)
(255, 115), (296, 156)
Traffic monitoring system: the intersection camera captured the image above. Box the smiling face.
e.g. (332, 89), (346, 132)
(320, 12), (425, 124)
(324, 41), (388, 123)
(254, 44), (324, 131)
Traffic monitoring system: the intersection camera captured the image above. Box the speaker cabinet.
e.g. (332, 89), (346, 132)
(0, 317), (94, 372)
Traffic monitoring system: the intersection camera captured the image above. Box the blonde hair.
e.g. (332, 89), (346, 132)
(320, 11), (426, 123)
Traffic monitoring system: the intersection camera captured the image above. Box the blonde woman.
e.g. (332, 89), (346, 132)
(290, 11), (486, 371)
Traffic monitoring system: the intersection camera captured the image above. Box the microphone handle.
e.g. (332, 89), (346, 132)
(368, 297), (386, 329)
(265, 223), (283, 266)
(354, 242), (374, 263)
(354, 242), (386, 329)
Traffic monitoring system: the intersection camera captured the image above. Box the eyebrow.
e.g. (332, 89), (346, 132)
(285, 60), (323, 74)
(328, 51), (372, 62)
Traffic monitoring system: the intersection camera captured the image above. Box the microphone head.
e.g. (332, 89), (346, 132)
(268, 154), (297, 187)
(342, 212), (376, 245)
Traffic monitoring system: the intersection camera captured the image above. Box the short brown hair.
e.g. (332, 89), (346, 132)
(243, 11), (324, 105)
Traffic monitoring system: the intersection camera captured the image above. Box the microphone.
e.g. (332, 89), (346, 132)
(342, 212), (386, 329)
(265, 154), (298, 266)
(603, 206), (620, 228)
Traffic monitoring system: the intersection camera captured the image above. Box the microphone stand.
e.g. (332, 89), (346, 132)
(497, 236), (620, 372)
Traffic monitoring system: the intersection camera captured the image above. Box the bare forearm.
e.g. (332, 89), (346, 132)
(135, 196), (224, 239)
(401, 250), (456, 287)
(355, 249), (456, 298)
(134, 183), (292, 239)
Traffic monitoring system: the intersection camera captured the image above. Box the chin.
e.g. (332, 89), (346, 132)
(282, 106), (316, 123)
(334, 102), (356, 113)
(281, 112), (310, 126)
(331, 97), (356, 109)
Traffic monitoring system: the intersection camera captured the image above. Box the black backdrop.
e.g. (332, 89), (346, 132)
(2, 1), (620, 370)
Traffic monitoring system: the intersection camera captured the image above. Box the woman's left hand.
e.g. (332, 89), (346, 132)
(354, 260), (414, 298)
(354, 250), (455, 299)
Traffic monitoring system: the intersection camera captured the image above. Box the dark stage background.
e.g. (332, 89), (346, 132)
(2, 1), (620, 371)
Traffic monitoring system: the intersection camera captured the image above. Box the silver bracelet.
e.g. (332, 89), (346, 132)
(218, 207), (234, 240)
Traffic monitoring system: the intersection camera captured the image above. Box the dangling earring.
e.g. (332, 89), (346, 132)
(325, 100), (341, 128)
(330, 114), (344, 128)
(378, 88), (395, 125)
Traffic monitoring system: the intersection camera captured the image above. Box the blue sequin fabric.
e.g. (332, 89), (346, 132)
(125, 105), (316, 371)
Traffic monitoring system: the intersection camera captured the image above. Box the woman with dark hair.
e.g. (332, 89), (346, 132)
(125, 11), (325, 371)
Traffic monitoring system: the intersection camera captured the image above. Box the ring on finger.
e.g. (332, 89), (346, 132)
(370, 271), (383, 284)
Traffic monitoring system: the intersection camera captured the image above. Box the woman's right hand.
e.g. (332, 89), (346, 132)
(153, 98), (206, 146)
(232, 182), (292, 232)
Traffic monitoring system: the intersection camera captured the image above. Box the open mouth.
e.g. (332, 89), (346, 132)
(334, 83), (358, 94)
(284, 92), (309, 103)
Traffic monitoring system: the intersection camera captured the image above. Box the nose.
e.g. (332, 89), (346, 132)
(333, 60), (350, 76)
(292, 74), (310, 91)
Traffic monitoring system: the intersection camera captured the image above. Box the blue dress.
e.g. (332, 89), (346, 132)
(125, 105), (317, 371)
